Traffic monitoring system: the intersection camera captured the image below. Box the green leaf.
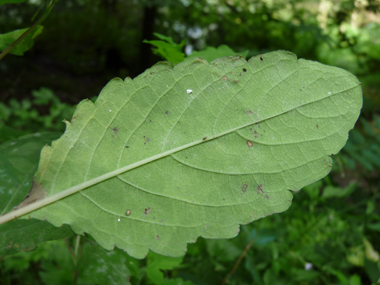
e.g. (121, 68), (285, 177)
(0, 133), (72, 258)
(5, 51), (362, 258)
(187, 45), (249, 62)
(0, 25), (43, 56)
(0, 122), (28, 144)
(78, 240), (133, 285)
(322, 183), (357, 199)
(0, 0), (28, 4)
(146, 251), (184, 285)
(144, 33), (187, 65)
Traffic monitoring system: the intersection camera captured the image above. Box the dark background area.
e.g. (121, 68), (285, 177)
(1, 0), (379, 113)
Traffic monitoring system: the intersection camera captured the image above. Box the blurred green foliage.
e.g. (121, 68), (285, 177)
(0, 0), (379, 284)
(0, 87), (74, 142)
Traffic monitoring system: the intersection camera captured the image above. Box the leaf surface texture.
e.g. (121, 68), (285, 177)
(26, 51), (362, 258)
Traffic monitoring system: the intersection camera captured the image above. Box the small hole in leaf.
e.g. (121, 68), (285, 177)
(125, 210), (131, 216)
(242, 68), (247, 72)
(260, 57), (263, 61)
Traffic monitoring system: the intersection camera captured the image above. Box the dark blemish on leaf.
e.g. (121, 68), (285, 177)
(14, 180), (47, 210)
(243, 68), (247, 72)
(125, 209), (131, 216)
(239, 73), (242, 76)
(149, 120), (152, 122)
(265, 195), (269, 199)
(156, 235), (160, 240)
(203, 137), (207, 140)
(165, 111), (169, 115)
(232, 80), (239, 84)
(144, 207), (151, 215)
(316, 124), (319, 129)
(247, 110), (253, 114)
(146, 138), (151, 142)
(242, 184), (248, 192)
(254, 131), (258, 138)
(112, 127), (119, 134)
(258, 125), (261, 128)
(247, 141), (253, 147)
(257, 184), (263, 194)
(222, 76), (228, 80)
(143, 136), (145, 138)
(260, 57), (263, 61)
(223, 198), (225, 201)
(185, 156), (187, 159)
(153, 217), (155, 220)
(359, 82), (362, 85)
(250, 128), (252, 131)
(125, 146), (129, 148)
(160, 220), (163, 223)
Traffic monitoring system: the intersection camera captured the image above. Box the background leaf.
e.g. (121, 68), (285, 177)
(0, 133), (72, 258)
(187, 44), (248, 62)
(19, 51), (362, 259)
(0, 25), (43, 56)
(0, 0), (28, 4)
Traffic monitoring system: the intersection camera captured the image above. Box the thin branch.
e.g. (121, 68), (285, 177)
(222, 241), (253, 285)
(64, 238), (76, 264)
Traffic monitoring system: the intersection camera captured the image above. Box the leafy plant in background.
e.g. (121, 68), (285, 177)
(144, 33), (188, 66)
(0, 87), (74, 143)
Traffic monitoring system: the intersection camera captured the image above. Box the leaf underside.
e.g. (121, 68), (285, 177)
(21, 51), (362, 258)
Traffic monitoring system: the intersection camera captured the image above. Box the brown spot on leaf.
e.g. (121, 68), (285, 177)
(156, 235), (160, 240)
(247, 141), (253, 147)
(125, 209), (131, 216)
(257, 184), (263, 194)
(247, 110), (253, 114)
(254, 131), (258, 138)
(202, 137), (207, 140)
(14, 180), (47, 210)
(316, 124), (319, 129)
(232, 80), (239, 84)
(165, 111), (169, 115)
(125, 146), (129, 148)
(112, 127), (119, 134)
(260, 57), (263, 61)
(222, 76), (228, 80)
(265, 195), (269, 199)
(242, 184), (248, 192)
(144, 207), (151, 215)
